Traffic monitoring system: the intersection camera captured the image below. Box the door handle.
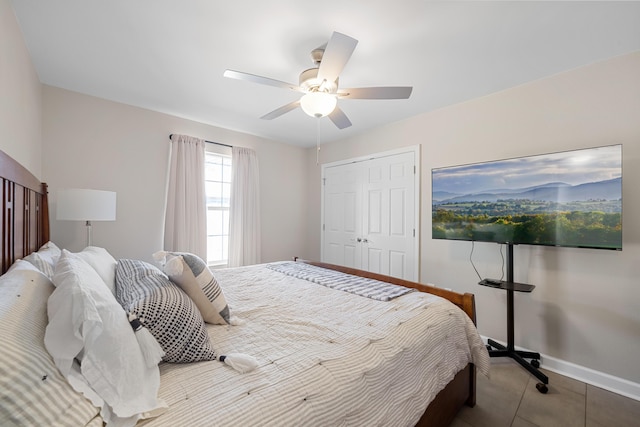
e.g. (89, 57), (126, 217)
(356, 237), (362, 242)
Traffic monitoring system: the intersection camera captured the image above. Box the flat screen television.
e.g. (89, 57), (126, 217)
(432, 145), (622, 250)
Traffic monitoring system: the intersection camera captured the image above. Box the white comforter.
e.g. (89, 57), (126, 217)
(137, 263), (490, 427)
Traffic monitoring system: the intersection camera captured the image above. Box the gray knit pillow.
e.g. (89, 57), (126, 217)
(115, 259), (216, 363)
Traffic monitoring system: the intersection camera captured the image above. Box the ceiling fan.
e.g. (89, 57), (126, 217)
(223, 31), (413, 129)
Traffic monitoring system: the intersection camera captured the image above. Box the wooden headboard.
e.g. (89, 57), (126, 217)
(1, 149), (50, 274)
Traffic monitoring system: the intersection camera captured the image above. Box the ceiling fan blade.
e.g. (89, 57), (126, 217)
(224, 69), (302, 92)
(317, 32), (358, 83)
(338, 86), (413, 99)
(260, 100), (301, 120)
(328, 107), (352, 129)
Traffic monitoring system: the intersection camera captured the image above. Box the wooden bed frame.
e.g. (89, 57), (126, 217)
(1, 149), (49, 274)
(0, 148), (477, 427)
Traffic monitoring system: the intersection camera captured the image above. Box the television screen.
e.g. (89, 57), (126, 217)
(432, 145), (622, 250)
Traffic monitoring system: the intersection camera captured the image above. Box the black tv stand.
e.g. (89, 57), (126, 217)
(479, 244), (549, 394)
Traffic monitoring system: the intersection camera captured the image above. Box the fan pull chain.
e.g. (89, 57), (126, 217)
(316, 117), (321, 165)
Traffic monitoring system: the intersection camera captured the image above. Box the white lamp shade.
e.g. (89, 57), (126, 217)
(57, 189), (117, 221)
(300, 92), (337, 118)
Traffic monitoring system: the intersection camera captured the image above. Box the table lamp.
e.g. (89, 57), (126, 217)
(57, 188), (117, 247)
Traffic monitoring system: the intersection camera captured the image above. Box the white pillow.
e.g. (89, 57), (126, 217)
(75, 246), (117, 294)
(23, 243), (116, 293)
(37, 241), (61, 265)
(22, 241), (61, 278)
(1, 260), (100, 426)
(45, 250), (167, 427)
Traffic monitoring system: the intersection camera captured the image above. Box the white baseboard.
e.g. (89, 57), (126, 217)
(481, 336), (640, 401)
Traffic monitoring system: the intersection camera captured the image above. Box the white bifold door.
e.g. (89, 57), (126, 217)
(322, 148), (419, 281)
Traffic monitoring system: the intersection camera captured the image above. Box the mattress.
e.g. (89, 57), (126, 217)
(133, 263), (489, 427)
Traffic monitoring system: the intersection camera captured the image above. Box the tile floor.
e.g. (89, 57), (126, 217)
(451, 358), (640, 427)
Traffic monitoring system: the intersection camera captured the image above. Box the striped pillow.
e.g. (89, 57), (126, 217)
(22, 241), (61, 279)
(160, 252), (230, 325)
(0, 260), (99, 426)
(115, 259), (217, 363)
(22, 251), (55, 278)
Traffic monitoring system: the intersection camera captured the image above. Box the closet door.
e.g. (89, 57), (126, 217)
(322, 161), (362, 268)
(322, 149), (418, 281)
(361, 151), (416, 279)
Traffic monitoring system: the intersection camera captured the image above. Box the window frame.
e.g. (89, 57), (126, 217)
(204, 143), (232, 267)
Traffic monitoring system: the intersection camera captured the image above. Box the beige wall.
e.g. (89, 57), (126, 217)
(309, 52), (640, 386)
(0, 0), (42, 177)
(42, 86), (310, 264)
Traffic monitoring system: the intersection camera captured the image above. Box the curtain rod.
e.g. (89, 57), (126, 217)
(169, 134), (232, 148)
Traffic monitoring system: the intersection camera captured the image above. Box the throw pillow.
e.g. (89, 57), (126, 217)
(115, 258), (217, 363)
(154, 251), (230, 325)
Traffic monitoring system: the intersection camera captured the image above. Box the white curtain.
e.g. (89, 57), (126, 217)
(228, 147), (261, 267)
(163, 134), (207, 259)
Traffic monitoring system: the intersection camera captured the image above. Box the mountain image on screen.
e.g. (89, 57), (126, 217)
(432, 145), (622, 250)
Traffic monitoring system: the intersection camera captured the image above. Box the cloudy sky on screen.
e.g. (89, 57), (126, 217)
(432, 145), (622, 195)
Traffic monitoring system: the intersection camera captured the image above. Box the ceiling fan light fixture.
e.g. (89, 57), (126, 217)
(300, 92), (337, 118)
(224, 31), (410, 129)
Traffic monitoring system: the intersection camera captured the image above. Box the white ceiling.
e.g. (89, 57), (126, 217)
(10, 1), (640, 148)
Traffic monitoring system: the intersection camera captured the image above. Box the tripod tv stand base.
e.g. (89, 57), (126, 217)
(486, 338), (549, 393)
(480, 244), (549, 394)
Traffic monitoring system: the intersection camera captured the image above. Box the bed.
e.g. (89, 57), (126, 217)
(0, 148), (489, 427)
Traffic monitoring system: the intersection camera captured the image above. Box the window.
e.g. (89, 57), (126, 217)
(205, 149), (231, 266)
